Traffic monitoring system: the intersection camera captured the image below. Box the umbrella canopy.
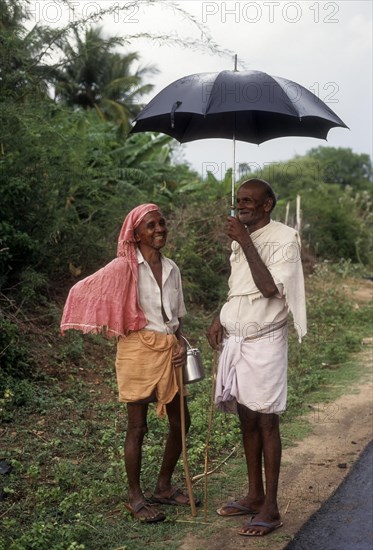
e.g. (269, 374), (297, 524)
(131, 68), (348, 213)
(131, 69), (348, 145)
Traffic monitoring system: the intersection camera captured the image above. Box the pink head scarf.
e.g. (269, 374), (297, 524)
(117, 203), (160, 257)
(60, 203), (161, 338)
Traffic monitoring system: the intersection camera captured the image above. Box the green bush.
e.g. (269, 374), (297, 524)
(0, 317), (31, 380)
(166, 201), (230, 309)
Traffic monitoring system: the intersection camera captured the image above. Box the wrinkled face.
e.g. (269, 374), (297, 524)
(236, 183), (272, 231)
(135, 211), (168, 250)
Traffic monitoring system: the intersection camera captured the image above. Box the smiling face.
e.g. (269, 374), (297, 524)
(134, 211), (168, 251)
(236, 181), (273, 232)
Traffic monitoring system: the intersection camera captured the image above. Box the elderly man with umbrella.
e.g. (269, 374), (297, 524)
(207, 177), (306, 536)
(131, 62), (346, 535)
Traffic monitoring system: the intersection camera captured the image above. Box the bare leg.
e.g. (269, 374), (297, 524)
(237, 404), (265, 511)
(218, 404), (265, 516)
(153, 392), (192, 504)
(125, 403), (164, 521)
(260, 413), (281, 513)
(239, 411), (283, 535)
(125, 403), (148, 504)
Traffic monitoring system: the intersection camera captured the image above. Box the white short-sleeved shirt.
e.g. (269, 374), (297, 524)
(136, 248), (186, 334)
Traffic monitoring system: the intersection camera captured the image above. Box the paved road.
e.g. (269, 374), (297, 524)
(284, 440), (373, 550)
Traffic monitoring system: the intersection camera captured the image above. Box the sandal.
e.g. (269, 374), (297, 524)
(217, 500), (258, 516)
(148, 487), (201, 507)
(238, 516), (283, 536)
(124, 501), (166, 523)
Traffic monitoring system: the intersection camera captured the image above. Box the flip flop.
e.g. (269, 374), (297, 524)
(217, 500), (258, 516)
(148, 488), (201, 507)
(124, 501), (166, 523)
(238, 516), (283, 536)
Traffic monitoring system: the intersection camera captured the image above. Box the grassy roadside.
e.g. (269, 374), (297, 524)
(0, 264), (372, 550)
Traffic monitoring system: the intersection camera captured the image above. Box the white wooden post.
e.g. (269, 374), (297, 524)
(285, 201), (290, 225)
(295, 194), (302, 233)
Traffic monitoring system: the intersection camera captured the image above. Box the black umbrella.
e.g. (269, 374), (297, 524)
(131, 60), (348, 210)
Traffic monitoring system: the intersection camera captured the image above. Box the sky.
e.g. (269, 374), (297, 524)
(27, 0), (373, 180)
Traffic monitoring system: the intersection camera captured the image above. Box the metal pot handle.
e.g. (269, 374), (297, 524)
(180, 334), (192, 350)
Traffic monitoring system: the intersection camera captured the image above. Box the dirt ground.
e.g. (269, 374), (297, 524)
(180, 279), (373, 550)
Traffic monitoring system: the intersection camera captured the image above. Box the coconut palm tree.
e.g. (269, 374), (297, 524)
(53, 27), (157, 131)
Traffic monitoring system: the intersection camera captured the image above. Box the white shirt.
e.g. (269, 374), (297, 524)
(136, 248), (186, 334)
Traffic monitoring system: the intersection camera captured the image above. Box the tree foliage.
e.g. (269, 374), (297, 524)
(237, 147), (373, 263)
(307, 146), (372, 188)
(0, 0), (51, 101)
(1, 0), (372, 387)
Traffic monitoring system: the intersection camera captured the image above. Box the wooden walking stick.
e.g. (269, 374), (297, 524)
(177, 366), (197, 517)
(203, 349), (218, 520)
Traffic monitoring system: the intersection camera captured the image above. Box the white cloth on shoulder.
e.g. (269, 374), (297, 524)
(228, 220), (307, 342)
(215, 325), (288, 415)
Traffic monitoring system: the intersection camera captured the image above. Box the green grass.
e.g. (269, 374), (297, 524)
(0, 265), (372, 549)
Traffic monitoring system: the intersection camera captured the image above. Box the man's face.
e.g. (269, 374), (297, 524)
(135, 211), (168, 250)
(236, 183), (272, 230)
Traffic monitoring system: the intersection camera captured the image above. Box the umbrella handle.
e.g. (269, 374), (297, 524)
(177, 367), (197, 517)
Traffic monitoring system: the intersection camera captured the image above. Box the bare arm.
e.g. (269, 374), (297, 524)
(226, 216), (278, 298)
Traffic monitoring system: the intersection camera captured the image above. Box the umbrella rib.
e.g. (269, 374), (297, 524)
(266, 73), (301, 118)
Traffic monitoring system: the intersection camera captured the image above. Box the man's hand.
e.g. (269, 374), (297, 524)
(172, 340), (187, 369)
(226, 215), (251, 247)
(206, 316), (224, 350)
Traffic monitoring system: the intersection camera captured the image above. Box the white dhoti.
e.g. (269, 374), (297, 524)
(215, 325), (288, 415)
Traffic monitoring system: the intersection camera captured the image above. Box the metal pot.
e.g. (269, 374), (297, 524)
(181, 337), (205, 384)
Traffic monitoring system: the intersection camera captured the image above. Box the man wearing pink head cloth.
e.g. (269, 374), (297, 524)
(61, 204), (198, 523)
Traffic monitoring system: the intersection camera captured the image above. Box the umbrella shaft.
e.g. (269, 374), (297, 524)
(231, 135), (236, 216)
